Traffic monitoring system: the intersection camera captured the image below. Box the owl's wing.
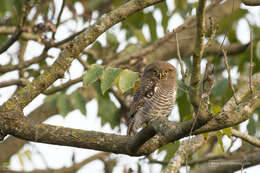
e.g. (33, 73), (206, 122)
(127, 77), (158, 135)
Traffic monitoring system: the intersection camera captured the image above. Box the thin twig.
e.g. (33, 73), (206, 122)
(226, 137), (237, 153)
(0, 50), (48, 73)
(77, 56), (89, 69)
(47, 28), (86, 49)
(174, 31), (186, 83)
(222, 49), (238, 104)
(52, 0), (65, 40)
(0, 79), (29, 88)
(249, 30), (254, 94)
(218, 0), (235, 51)
(44, 77), (83, 95)
(0, 30), (22, 54)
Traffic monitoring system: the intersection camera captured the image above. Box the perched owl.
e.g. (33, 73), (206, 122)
(127, 61), (177, 136)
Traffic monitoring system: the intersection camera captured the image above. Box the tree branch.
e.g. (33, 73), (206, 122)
(0, 79), (28, 88)
(194, 90), (260, 134)
(231, 129), (260, 147)
(222, 49), (238, 104)
(165, 135), (205, 173)
(242, 0), (260, 6)
(0, 81), (259, 156)
(190, 151), (260, 173)
(189, 0), (207, 113)
(0, 51), (48, 73)
(43, 77), (82, 95)
(0, 102), (58, 165)
(0, 29), (22, 54)
(0, 152), (109, 173)
(0, 86), (96, 165)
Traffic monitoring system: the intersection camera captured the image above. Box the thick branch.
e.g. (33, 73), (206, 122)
(0, 114), (133, 155)
(0, 85), (259, 156)
(1, 73), (259, 158)
(194, 90), (260, 134)
(0, 86), (96, 164)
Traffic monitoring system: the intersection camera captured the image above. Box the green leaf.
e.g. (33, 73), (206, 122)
(106, 32), (119, 50)
(176, 87), (192, 121)
(158, 142), (180, 164)
(211, 79), (232, 105)
(44, 94), (60, 108)
(97, 95), (119, 129)
(119, 69), (139, 93)
(118, 44), (142, 59)
(222, 128), (232, 138)
(216, 131), (224, 152)
(101, 67), (120, 94)
(130, 25), (147, 45)
(83, 64), (103, 86)
(93, 81), (119, 129)
(156, 3), (170, 33)
(144, 12), (157, 42)
(175, 0), (187, 10)
(87, 0), (105, 10)
(57, 94), (71, 117)
(70, 91), (86, 115)
(247, 117), (256, 136)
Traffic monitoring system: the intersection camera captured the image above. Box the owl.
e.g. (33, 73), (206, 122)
(127, 61), (178, 136)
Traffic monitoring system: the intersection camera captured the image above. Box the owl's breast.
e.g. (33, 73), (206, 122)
(140, 83), (176, 118)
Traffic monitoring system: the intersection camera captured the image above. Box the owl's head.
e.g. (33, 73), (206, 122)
(143, 61), (177, 80)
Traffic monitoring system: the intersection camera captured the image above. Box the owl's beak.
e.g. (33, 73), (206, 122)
(158, 73), (162, 80)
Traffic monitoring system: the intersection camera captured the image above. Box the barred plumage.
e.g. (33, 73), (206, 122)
(127, 61), (177, 136)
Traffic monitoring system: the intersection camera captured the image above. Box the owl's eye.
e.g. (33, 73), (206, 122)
(164, 71), (168, 75)
(153, 71), (157, 75)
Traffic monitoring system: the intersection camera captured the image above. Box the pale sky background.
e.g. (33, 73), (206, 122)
(0, 0), (260, 172)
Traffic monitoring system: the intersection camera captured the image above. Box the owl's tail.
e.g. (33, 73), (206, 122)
(127, 115), (145, 136)
(127, 117), (136, 136)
